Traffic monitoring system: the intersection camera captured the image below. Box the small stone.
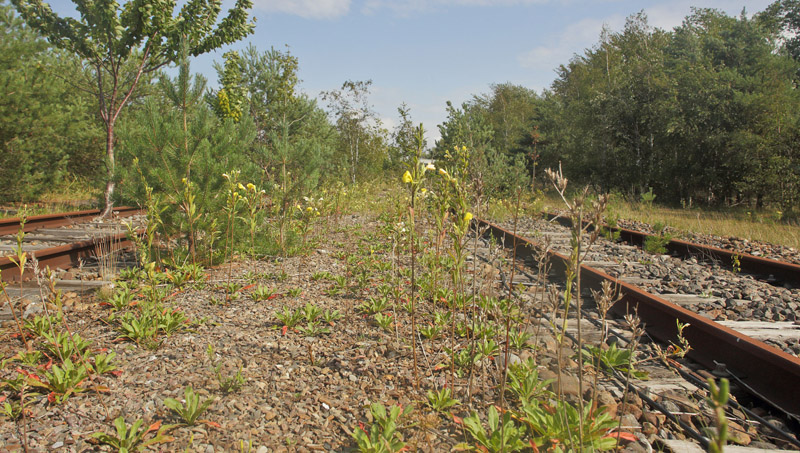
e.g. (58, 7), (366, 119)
(52, 442), (64, 449)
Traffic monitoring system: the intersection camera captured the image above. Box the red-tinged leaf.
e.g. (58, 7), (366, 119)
(99, 302), (111, 307)
(92, 385), (111, 393)
(281, 326), (288, 336)
(47, 392), (56, 404)
(358, 422), (366, 431)
(0, 395), (6, 403)
(606, 431), (638, 442)
(529, 440), (540, 452)
(433, 364), (448, 371)
(39, 358), (53, 371)
(201, 420), (221, 428)
(452, 413), (463, 425)
(241, 283), (256, 292)
(267, 294), (278, 300)
(146, 420), (162, 434)
(98, 348), (108, 353)
(110, 370), (123, 377)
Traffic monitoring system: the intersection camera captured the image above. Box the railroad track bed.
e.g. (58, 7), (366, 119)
(1, 209), (798, 451)
(466, 228), (800, 450)
(0, 213), (145, 258)
(503, 216), (800, 357)
(615, 219), (800, 266)
(469, 220), (800, 449)
(0, 210), (144, 320)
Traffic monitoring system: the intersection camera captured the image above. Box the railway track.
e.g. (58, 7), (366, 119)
(474, 215), (800, 444)
(544, 212), (800, 288)
(0, 207), (143, 282)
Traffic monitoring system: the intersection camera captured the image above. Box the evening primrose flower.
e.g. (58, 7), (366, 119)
(439, 168), (448, 177)
(402, 170), (413, 184)
(246, 183), (256, 191)
(222, 173), (230, 180)
(238, 183), (245, 190)
(464, 212), (473, 222)
(425, 163), (435, 172)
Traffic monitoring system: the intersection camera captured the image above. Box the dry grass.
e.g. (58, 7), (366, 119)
(542, 193), (800, 250)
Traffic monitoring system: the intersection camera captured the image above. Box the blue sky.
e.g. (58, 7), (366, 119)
(49, 0), (772, 144)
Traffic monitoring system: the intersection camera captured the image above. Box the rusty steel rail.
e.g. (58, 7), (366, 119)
(0, 229), (144, 282)
(478, 217), (800, 417)
(543, 212), (800, 287)
(0, 206), (140, 236)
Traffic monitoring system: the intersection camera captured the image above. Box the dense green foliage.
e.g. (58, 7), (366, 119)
(0, 3), (100, 202)
(433, 6), (800, 213)
(11, 0), (256, 213)
(3, 0), (799, 217)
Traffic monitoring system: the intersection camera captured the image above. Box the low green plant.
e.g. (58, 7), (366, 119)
(419, 324), (442, 340)
(38, 358), (90, 403)
(157, 308), (188, 335)
(301, 303), (323, 322)
(322, 309), (342, 324)
(275, 306), (303, 328)
(41, 330), (92, 362)
(311, 271), (332, 281)
(426, 388), (459, 413)
(117, 311), (160, 347)
(508, 329), (533, 350)
(104, 284), (135, 311)
(164, 386), (214, 426)
(476, 339), (499, 360)
(457, 405), (527, 452)
(373, 313), (393, 332)
(517, 397), (618, 451)
(12, 350), (43, 367)
(250, 285), (276, 302)
(643, 221), (672, 255)
(707, 377), (730, 453)
(582, 343), (649, 380)
(24, 312), (63, 337)
(507, 359), (551, 402)
(287, 287), (303, 298)
(92, 351), (118, 375)
(352, 403), (412, 453)
(207, 345), (244, 393)
(91, 417), (174, 451)
(219, 281), (243, 295)
(298, 321), (330, 337)
(640, 187), (656, 207)
(358, 296), (388, 315)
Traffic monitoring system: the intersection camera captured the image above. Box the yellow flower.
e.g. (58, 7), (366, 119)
(462, 145), (467, 151)
(306, 206), (313, 212)
(425, 163), (435, 172)
(420, 188), (427, 194)
(222, 173), (230, 180)
(464, 212), (473, 222)
(238, 183), (245, 190)
(402, 170), (413, 184)
(439, 168), (448, 176)
(247, 183), (256, 191)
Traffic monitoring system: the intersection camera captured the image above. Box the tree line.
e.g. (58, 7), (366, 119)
(434, 3), (800, 214)
(2, 0), (799, 216)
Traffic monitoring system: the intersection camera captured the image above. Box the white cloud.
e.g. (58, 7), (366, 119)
(253, 0), (351, 19)
(517, 15), (624, 75)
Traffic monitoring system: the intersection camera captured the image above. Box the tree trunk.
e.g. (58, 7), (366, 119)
(101, 121), (116, 217)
